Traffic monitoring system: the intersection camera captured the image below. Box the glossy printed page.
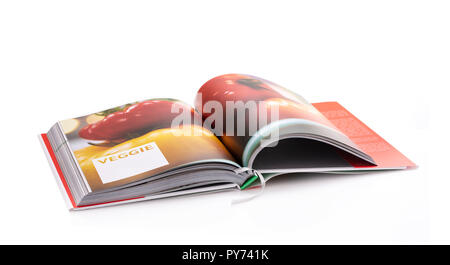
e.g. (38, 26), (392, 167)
(194, 74), (369, 165)
(312, 101), (416, 169)
(59, 99), (238, 192)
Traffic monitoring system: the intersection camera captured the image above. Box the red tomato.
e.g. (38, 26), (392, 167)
(79, 99), (199, 140)
(262, 97), (335, 127)
(194, 74), (283, 120)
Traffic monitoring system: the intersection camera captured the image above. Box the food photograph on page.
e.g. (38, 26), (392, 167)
(40, 74), (416, 210)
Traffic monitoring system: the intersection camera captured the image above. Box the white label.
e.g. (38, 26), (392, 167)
(92, 142), (169, 184)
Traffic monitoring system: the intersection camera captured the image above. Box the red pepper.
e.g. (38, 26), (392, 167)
(79, 99), (198, 141)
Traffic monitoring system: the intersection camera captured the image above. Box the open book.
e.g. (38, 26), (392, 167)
(40, 74), (416, 210)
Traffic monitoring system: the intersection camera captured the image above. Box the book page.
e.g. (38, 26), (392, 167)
(312, 101), (416, 169)
(194, 74), (370, 165)
(58, 99), (238, 191)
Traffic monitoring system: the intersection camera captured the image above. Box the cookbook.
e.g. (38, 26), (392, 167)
(40, 74), (416, 210)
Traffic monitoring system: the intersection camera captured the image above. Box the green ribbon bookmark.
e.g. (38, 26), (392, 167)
(240, 174), (259, 190)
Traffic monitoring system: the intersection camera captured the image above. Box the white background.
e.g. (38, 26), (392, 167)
(0, 1), (449, 244)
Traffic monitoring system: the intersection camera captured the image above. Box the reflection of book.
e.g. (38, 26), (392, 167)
(40, 74), (416, 210)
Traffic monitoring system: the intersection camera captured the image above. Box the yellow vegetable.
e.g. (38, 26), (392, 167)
(73, 125), (235, 191)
